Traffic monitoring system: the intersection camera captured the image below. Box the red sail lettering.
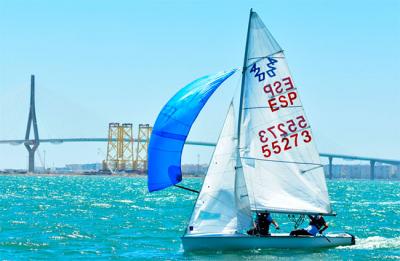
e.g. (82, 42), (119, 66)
(268, 98), (279, 112)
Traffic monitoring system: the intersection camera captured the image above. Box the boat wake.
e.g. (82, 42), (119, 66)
(338, 236), (400, 250)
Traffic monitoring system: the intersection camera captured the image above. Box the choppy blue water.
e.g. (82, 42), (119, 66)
(0, 176), (398, 259)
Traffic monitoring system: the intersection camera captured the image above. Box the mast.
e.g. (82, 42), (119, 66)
(237, 9), (253, 146)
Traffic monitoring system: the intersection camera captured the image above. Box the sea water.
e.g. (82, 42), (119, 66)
(0, 175), (398, 259)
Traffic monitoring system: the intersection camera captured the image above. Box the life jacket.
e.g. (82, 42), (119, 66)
(256, 213), (271, 230)
(310, 216), (325, 230)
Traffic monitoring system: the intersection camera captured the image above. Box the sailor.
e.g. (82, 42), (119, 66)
(247, 212), (280, 236)
(290, 215), (328, 236)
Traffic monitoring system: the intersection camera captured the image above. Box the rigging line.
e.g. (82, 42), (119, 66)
(322, 234), (332, 243)
(247, 50), (284, 60)
(301, 165), (323, 174)
(245, 50), (285, 69)
(241, 157), (323, 166)
(174, 184), (199, 194)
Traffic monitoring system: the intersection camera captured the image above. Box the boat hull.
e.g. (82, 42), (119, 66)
(182, 233), (355, 251)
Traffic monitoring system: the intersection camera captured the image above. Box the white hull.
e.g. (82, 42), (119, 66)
(182, 233), (355, 251)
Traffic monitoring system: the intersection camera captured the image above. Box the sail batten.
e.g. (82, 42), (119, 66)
(241, 157), (322, 166)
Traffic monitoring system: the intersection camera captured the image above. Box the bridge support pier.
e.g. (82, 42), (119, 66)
(370, 160), (375, 180)
(24, 75), (40, 173)
(328, 156), (333, 179)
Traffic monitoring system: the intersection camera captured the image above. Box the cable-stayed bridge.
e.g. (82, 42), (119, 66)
(1, 137), (399, 180)
(1, 75), (399, 179)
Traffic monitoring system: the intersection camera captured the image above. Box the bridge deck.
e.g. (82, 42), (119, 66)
(1, 138), (399, 165)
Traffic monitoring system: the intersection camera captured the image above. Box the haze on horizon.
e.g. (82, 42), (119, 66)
(0, 0), (399, 169)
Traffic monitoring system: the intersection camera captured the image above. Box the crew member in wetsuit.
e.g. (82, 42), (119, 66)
(290, 215), (328, 236)
(247, 212), (280, 236)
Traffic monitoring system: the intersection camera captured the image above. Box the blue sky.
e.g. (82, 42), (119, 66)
(0, 0), (399, 169)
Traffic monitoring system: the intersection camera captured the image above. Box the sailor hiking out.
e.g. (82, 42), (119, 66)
(290, 215), (329, 236)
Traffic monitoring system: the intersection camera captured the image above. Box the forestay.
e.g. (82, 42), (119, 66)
(148, 69), (236, 192)
(187, 104), (252, 235)
(240, 11), (332, 214)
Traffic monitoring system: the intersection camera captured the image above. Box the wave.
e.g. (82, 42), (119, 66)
(338, 236), (400, 250)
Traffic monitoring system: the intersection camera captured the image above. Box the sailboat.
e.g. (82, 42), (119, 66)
(147, 9), (355, 251)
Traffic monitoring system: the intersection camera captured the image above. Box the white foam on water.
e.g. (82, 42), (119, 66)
(380, 201), (400, 206)
(50, 236), (65, 240)
(66, 231), (91, 239)
(338, 236), (400, 250)
(91, 203), (112, 208)
(130, 204), (155, 211)
(115, 199), (134, 204)
(10, 220), (27, 225)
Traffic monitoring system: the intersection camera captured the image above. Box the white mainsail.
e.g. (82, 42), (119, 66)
(240, 12), (332, 214)
(187, 104), (252, 235)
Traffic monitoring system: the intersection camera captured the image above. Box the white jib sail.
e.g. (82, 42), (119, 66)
(240, 11), (332, 214)
(187, 104), (252, 235)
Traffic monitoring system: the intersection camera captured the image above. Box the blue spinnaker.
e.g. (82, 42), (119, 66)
(147, 69), (236, 192)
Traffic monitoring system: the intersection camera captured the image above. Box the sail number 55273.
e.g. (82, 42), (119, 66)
(260, 130), (312, 158)
(258, 116), (312, 158)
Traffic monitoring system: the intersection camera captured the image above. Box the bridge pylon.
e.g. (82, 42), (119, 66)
(24, 75), (40, 173)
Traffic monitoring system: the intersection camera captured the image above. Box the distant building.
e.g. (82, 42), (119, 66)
(323, 164), (399, 180)
(64, 163), (102, 172)
(181, 164), (208, 176)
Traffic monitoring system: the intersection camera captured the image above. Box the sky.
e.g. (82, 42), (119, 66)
(0, 0), (399, 169)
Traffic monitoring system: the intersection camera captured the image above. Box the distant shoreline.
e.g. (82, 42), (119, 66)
(0, 172), (397, 180)
(0, 172), (143, 177)
(0, 172), (204, 178)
